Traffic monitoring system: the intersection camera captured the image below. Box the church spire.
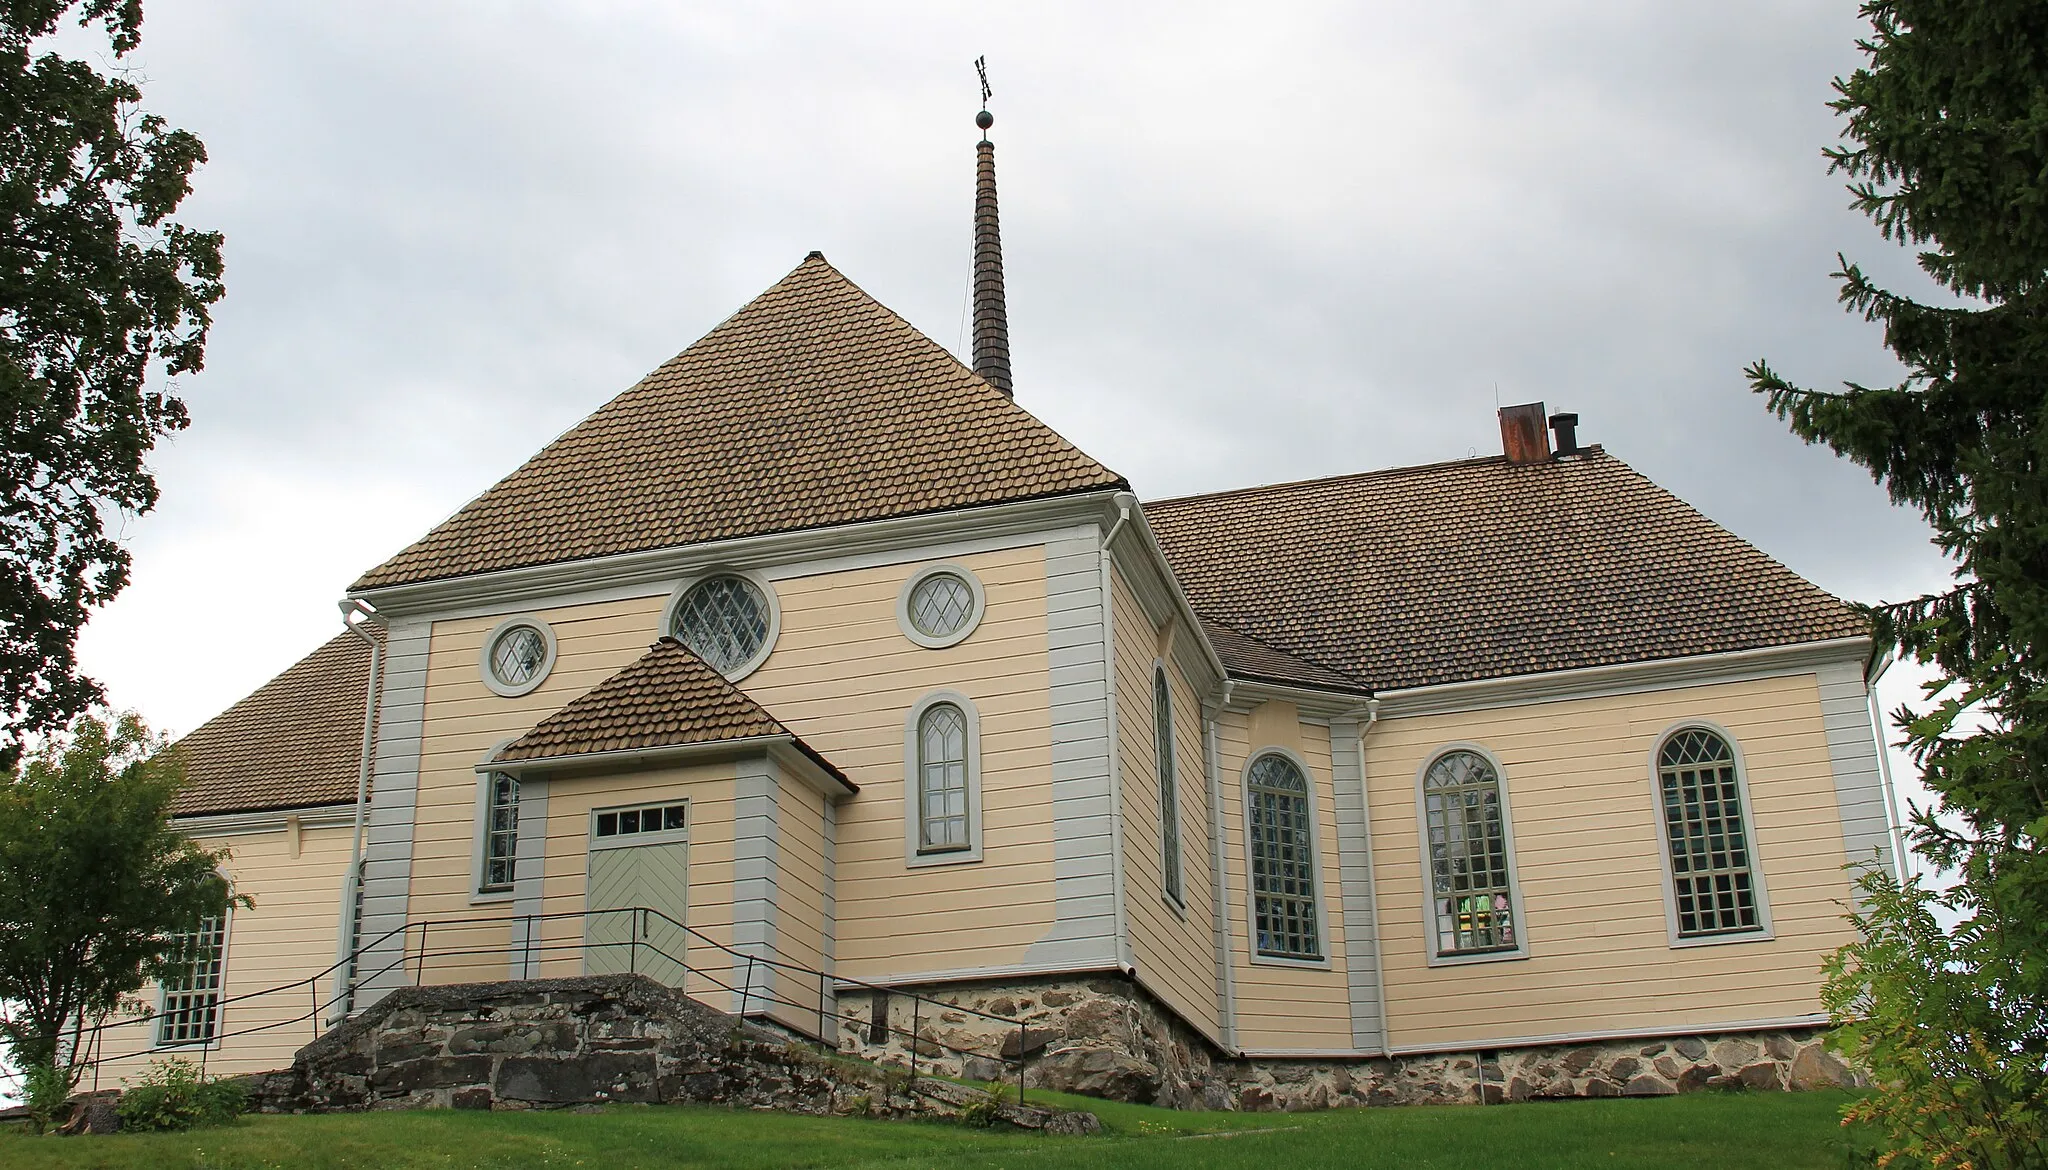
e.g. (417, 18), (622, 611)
(971, 59), (1012, 398)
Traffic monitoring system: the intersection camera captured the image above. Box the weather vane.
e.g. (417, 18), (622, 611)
(975, 56), (992, 109)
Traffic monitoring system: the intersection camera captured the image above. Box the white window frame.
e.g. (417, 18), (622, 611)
(471, 760), (520, 904)
(902, 690), (984, 867)
(154, 906), (231, 1050)
(1241, 746), (1329, 969)
(1647, 720), (1776, 948)
(1415, 742), (1532, 967)
(661, 567), (781, 682)
(896, 562), (988, 649)
(1154, 660), (1185, 911)
(478, 614), (559, 698)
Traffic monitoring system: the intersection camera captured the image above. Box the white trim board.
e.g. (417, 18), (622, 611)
(174, 805), (358, 838)
(350, 492), (1123, 619)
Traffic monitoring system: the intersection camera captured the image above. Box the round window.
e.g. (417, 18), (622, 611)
(479, 617), (557, 697)
(671, 574), (773, 675)
(909, 572), (975, 639)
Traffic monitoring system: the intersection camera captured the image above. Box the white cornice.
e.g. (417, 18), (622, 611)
(1374, 636), (1875, 719)
(1219, 677), (1373, 719)
(486, 734), (856, 798)
(350, 490), (1126, 618)
(174, 804), (358, 838)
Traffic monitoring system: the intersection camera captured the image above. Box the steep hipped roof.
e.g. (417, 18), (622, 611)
(170, 631), (374, 816)
(1148, 448), (1867, 693)
(353, 253), (1124, 591)
(496, 638), (850, 788)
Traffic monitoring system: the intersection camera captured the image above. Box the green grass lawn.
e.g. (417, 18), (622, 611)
(0, 1090), (1869, 1170)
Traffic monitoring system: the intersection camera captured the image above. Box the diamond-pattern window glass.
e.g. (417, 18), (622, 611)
(490, 625), (547, 687)
(918, 702), (970, 852)
(157, 915), (226, 1047)
(483, 771), (519, 890)
(1155, 669), (1182, 903)
(1423, 750), (1519, 955)
(1657, 729), (1762, 937)
(672, 576), (772, 674)
(1247, 753), (1320, 959)
(909, 573), (976, 640)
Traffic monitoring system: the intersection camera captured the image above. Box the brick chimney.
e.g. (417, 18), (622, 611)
(1499, 402), (1551, 464)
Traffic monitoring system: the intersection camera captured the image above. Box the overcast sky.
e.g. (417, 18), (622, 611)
(61, 2), (1949, 815)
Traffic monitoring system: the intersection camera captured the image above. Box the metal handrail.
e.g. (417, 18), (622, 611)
(68, 903), (1039, 1106)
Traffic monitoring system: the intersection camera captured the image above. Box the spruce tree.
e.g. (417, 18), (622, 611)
(1747, 2), (2048, 1163)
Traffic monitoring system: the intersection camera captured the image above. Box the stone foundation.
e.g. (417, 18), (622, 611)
(240, 975), (1096, 1132)
(835, 972), (1862, 1110)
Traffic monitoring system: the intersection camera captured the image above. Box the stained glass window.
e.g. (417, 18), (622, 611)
(483, 771), (519, 891)
(1658, 729), (1762, 937)
(918, 703), (970, 852)
(1248, 753), (1320, 959)
(908, 572), (976, 640)
(1155, 668), (1182, 904)
(157, 915), (226, 1047)
(672, 575), (772, 674)
(1423, 750), (1519, 956)
(488, 624), (548, 687)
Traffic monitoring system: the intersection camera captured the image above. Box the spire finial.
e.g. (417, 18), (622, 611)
(970, 55), (1012, 397)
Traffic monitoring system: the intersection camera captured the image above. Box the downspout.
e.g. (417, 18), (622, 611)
(1355, 697), (1391, 1057)
(1102, 496), (1134, 975)
(336, 599), (384, 1014)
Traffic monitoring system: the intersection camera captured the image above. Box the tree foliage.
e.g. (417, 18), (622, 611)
(0, 711), (242, 1072)
(1747, 2), (2048, 1165)
(0, 0), (224, 763)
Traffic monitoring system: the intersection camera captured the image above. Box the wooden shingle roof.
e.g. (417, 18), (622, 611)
(352, 253), (1125, 591)
(495, 639), (849, 788)
(1148, 448), (1867, 693)
(169, 631), (374, 816)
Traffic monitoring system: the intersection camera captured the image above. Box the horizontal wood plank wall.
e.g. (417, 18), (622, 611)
(772, 775), (832, 1031)
(413, 594), (674, 983)
(1217, 704), (1352, 1051)
(749, 545), (1055, 981)
(537, 762), (735, 1007)
(93, 824), (355, 1080)
(1371, 673), (1857, 1051)
(1110, 565), (1221, 1038)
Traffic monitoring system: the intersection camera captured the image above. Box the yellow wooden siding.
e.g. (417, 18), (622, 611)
(770, 774), (831, 1031)
(1216, 703), (1352, 1050)
(1110, 565), (1220, 1038)
(536, 762), (736, 1006)
(746, 546), (1055, 979)
(411, 595), (672, 983)
(1370, 672), (1858, 1050)
(93, 823), (355, 1081)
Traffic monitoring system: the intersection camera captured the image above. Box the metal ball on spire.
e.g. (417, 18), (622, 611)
(976, 109), (994, 132)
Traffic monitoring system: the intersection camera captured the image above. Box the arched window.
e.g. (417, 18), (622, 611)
(917, 702), (971, 853)
(1422, 749), (1520, 957)
(1155, 667), (1182, 905)
(157, 911), (227, 1047)
(481, 771), (519, 892)
(1247, 752), (1321, 960)
(1657, 728), (1763, 938)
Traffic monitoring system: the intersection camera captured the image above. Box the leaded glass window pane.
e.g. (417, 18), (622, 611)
(1423, 750), (1519, 955)
(1248, 753), (1320, 959)
(1155, 669), (1182, 904)
(918, 703), (970, 852)
(909, 573), (975, 639)
(489, 625), (547, 686)
(484, 771), (519, 890)
(157, 915), (226, 1047)
(1658, 729), (1761, 937)
(672, 575), (772, 674)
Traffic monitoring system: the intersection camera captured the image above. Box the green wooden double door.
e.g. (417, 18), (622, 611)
(585, 840), (689, 987)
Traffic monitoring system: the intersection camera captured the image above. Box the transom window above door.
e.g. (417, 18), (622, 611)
(595, 802), (689, 842)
